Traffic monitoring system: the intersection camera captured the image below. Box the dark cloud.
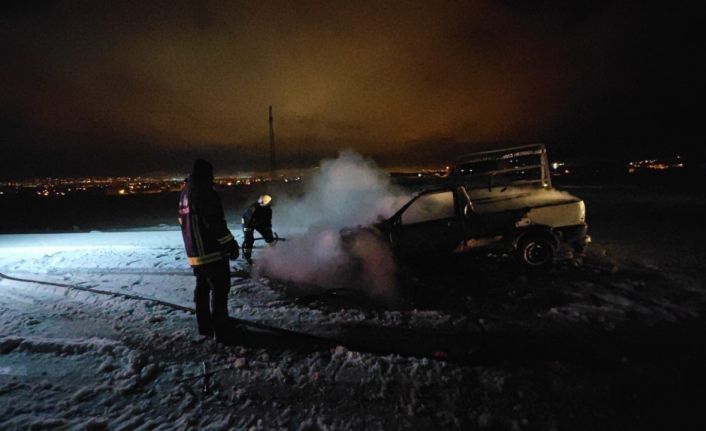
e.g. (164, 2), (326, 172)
(0, 0), (701, 177)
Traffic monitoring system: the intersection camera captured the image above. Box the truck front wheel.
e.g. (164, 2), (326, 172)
(516, 235), (555, 269)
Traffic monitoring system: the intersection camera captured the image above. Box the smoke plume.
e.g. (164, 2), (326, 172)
(273, 150), (410, 231)
(254, 151), (410, 295)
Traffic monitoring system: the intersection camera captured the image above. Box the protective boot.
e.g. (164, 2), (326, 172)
(242, 247), (253, 265)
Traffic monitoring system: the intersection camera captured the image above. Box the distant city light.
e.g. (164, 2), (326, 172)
(627, 157), (685, 173)
(0, 173), (306, 198)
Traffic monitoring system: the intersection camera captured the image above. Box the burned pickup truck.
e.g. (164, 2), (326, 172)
(377, 144), (590, 268)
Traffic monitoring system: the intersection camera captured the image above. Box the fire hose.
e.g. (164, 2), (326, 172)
(239, 230), (286, 243)
(0, 270), (487, 378)
(0, 271), (330, 340)
(252, 232), (286, 242)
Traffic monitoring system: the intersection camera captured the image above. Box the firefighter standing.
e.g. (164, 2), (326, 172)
(178, 159), (239, 342)
(242, 194), (275, 263)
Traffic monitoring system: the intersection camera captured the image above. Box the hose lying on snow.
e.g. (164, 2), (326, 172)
(0, 271), (486, 362)
(0, 271), (329, 340)
(0, 271), (194, 313)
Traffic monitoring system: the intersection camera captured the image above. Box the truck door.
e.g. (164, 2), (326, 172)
(390, 190), (465, 257)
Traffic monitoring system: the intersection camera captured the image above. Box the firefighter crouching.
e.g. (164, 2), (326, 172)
(178, 159), (239, 342)
(242, 194), (275, 263)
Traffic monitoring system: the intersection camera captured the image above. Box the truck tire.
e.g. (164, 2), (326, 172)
(516, 234), (555, 269)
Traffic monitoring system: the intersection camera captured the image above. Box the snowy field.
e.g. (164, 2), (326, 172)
(1, 184), (706, 430)
(0, 229), (484, 430)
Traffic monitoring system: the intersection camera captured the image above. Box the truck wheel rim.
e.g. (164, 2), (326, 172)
(525, 242), (550, 265)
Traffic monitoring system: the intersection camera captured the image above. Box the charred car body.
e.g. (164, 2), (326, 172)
(377, 144), (590, 268)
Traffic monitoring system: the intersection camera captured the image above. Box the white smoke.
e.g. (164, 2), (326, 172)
(273, 150), (410, 231)
(254, 151), (410, 296)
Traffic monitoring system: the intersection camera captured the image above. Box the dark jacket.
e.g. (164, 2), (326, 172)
(242, 203), (272, 229)
(179, 176), (237, 266)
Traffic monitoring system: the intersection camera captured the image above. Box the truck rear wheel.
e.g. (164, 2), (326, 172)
(517, 235), (555, 269)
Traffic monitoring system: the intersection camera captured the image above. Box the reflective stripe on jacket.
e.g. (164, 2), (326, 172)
(179, 177), (235, 266)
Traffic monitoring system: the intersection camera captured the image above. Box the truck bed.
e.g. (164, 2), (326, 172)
(469, 187), (581, 214)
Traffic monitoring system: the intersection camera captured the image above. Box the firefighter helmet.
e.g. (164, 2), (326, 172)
(258, 194), (272, 206)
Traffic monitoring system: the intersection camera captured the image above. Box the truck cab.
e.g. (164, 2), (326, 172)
(380, 187), (472, 257)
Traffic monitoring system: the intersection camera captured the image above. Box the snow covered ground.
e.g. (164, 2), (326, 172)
(2, 198), (706, 430)
(0, 230), (480, 429)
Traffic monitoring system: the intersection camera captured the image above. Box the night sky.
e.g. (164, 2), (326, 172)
(1, 1), (701, 178)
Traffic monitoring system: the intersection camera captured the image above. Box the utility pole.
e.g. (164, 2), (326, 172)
(268, 105), (277, 174)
